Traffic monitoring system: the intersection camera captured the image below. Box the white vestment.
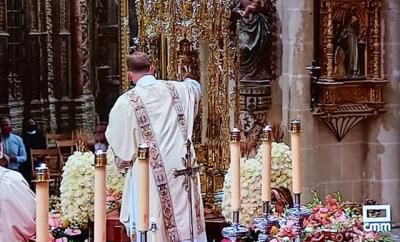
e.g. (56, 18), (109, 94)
(0, 166), (36, 242)
(106, 75), (206, 242)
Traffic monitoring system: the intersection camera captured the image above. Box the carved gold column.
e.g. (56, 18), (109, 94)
(325, 1), (334, 80)
(369, 0), (382, 80)
(160, 32), (168, 79)
(120, 0), (130, 91)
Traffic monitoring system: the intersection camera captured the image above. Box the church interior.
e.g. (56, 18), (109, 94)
(0, 0), (399, 241)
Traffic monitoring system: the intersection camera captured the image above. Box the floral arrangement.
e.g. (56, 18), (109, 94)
(224, 192), (393, 242)
(301, 192), (392, 242)
(49, 196), (88, 242)
(222, 142), (292, 224)
(60, 151), (95, 227)
(59, 149), (125, 228)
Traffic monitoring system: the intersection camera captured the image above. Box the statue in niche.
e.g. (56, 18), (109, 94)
(333, 8), (365, 80)
(231, 0), (273, 80)
(177, 36), (199, 80)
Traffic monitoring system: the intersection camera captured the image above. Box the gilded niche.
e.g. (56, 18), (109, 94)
(319, 0), (383, 81)
(310, 0), (387, 141)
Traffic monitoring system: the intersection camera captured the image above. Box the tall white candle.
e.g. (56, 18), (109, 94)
(94, 151), (107, 242)
(230, 128), (241, 211)
(137, 143), (150, 232)
(261, 125), (273, 201)
(290, 119), (302, 194)
(35, 164), (50, 242)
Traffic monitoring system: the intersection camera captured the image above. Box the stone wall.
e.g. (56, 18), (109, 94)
(276, 0), (400, 223)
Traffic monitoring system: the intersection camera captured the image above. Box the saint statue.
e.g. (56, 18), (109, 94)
(231, 0), (273, 80)
(334, 15), (361, 79)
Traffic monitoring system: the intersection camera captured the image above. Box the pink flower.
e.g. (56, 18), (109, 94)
(55, 238), (68, 242)
(49, 213), (61, 228)
(334, 211), (347, 222)
(365, 232), (378, 239)
(319, 207), (329, 213)
(106, 195), (116, 202)
(64, 228), (82, 236)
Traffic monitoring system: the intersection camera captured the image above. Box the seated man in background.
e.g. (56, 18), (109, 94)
(21, 118), (47, 186)
(0, 154), (36, 241)
(0, 115), (27, 173)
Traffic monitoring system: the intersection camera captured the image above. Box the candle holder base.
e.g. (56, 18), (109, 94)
(286, 204), (311, 225)
(286, 204), (311, 241)
(257, 233), (275, 242)
(252, 214), (279, 234)
(222, 224), (249, 240)
(139, 231), (148, 242)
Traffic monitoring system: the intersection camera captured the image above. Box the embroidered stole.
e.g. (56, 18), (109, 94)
(128, 82), (203, 242)
(165, 82), (204, 234)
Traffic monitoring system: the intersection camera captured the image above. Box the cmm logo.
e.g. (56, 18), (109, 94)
(363, 204), (392, 232)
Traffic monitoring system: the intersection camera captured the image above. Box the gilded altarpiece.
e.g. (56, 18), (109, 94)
(120, 0), (241, 212)
(310, 0), (387, 141)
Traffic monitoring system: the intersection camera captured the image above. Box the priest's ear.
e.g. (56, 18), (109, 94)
(149, 65), (156, 75)
(128, 71), (134, 83)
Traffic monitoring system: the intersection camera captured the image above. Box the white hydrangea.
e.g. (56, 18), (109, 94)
(60, 151), (95, 226)
(106, 148), (125, 197)
(60, 149), (125, 227)
(221, 142), (292, 224)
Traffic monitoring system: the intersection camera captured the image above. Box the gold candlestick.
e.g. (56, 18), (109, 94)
(94, 151), (107, 242)
(34, 164), (51, 242)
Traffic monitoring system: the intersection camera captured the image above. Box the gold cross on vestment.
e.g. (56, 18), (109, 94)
(173, 140), (201, 191)
(173, 139), (200, 242)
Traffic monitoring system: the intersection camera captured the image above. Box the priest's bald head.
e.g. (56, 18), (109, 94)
(127, 52), (155, 83)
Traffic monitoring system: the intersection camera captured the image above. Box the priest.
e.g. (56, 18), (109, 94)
(105, 52), (206, 242)
(0, 159), (36, 241)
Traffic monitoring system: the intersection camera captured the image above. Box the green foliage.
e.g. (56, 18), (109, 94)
(306, 190), (322, 209)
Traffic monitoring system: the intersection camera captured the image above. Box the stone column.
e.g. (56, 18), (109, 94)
(277, 0), (318, 202)
(365, 0), (400, 224)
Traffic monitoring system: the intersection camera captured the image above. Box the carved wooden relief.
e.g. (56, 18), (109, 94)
(0, 0), (8, 108)
(311, 0), (387, 141)
(0, 0), (98, 133)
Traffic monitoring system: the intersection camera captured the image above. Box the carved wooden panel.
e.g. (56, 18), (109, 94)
(6, 0), (25, 101)
(93, 0), (121, 121)
(0, 0), (8, 105)
(53, 0), (71, 98)
(25, 0), (47, 102)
